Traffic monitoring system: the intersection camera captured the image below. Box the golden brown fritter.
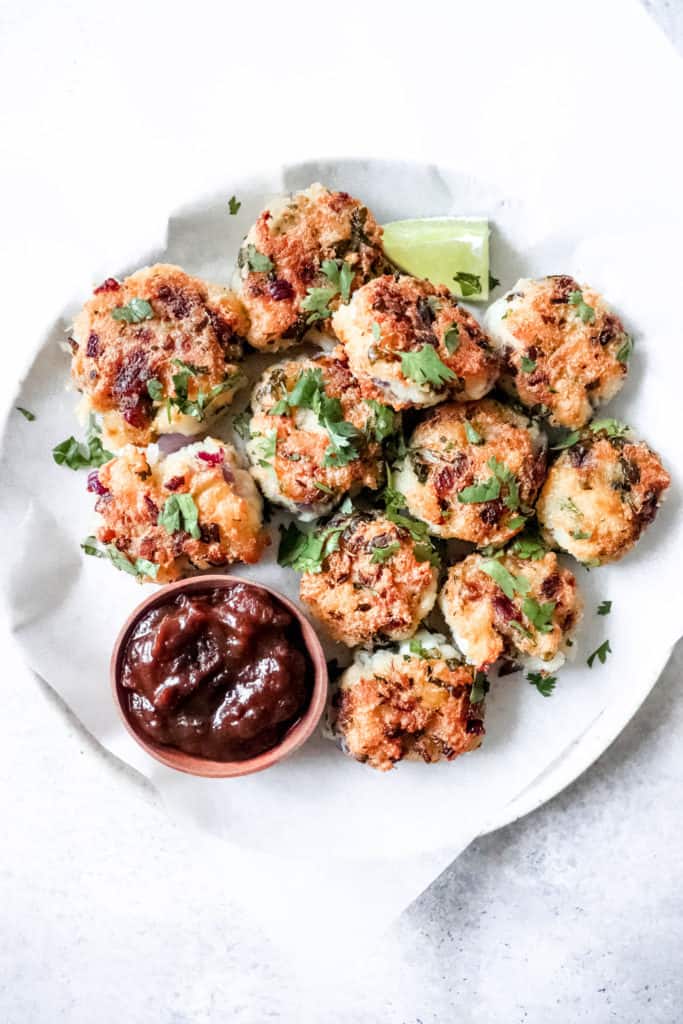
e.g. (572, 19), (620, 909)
(299, 512), (438, 647)
(484, 275), (630, 429)
(329, 635), (485, 771)
(236, 183), (387, 350)
(246, 352), (387, 519)
(333, 274), (501, 410)
(91, 439), (266, 582)
(536, 424), (670, 565)
(71, 264), (249, 449)
(394, 399), (547, 546)
(439, 551), (582, 672)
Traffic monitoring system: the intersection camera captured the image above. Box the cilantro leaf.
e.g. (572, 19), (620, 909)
(158, 493), (201, 539)
(278, 522), (343, 574)
(371, 321), (381, 341)
(401, 345), (457, 389)
(453, 271), (482, 297)
(458, 476), (501, 504)
(111, 298), (154, 324)
(587, 640), (611, 667)
(589, 418), (629, 438)
(81, 536), (158, 578)
(520, 356), (537, 373)
(470, 671), (489, 704)
(146, 378), (163, 402)
(522, 597), (556, 634)
(413, 541), (440, 567)
(551, 430), (581, 450)
(527, 672), (556, 697)
(313, 480), (334, 494)
(228, 195), (241, 215)
(597, 600), (612, 616)
(365, 399), (398, 442)
(568, 290), (596, 324)
(53, 417), (113, 470)
(488, 272), (501, 291)
(510, 530), (547, 560)
(408, 637), (438, 659)
(464, 420), (483, 445)
(444, 324), (460, 354)
(16, 406), (36, 421)
(480, 559), (530, 600)
(371, 541), (400, 564)
(254, 429), (277, 467)
(245, 245), (274, 273)
(301, 286), (337, 324)
(232, 409), (252, 440)
(617, 336), (633, 363)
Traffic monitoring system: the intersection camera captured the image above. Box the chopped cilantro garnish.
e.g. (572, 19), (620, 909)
(597, 600), (612, 616)
(568, 290), (596, 324)
(444, 323), (460, 354)
(589, 418), (629, 438)
(111, 298), (154, 324)
(371, 321), (381, 341)
(278, 521), (343, 574)
(313, 480), (334, 494)
(301, 286), (337, 324)
(321, 259), (354, 303)
(158, 493), (201, 540)
(470, 671), (489, 704)
(551, 430), (581, 450)
(520, 356), (537, 373)
(365, 399), (398, 442)
(453, 271), (481, 297)
(401, 345), (457, 389)
(617, 336), (633, 363)
(587, 640), (611, 667)
(522, 597), (556, 633)
(269, 368), (364, 467)
(464, 420), (483, 445)
(245, 245), (274, 273)
(255, 429), (277, 467)
(16, 406), (35, 421)
(510, 530), (546, 560)
(527, 672), (556, 697)
(146, 378), (163, 402)
(53, 417), (113, 470)
(371, 541), (400, 564)
(508, 515), (526, 530)
(480, 559), (529, 600)
(408, 637), (439, 659)
(488, 272), (500, 291)
(233, 409), (252, 440)
(572, 529), (591, 540)
(228, 195), (241, 215)
(458, 476), (500, 504)
(81, 536), (158, 578)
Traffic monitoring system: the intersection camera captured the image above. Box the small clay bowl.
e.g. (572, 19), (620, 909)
(110, 574), (328, 778)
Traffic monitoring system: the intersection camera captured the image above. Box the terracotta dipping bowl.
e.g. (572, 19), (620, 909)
(110, 574), (328, 778)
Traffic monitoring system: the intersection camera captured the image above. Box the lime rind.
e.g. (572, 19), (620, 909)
(382, 217), (490, 302)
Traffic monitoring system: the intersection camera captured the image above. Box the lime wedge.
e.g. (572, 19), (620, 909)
(382, 217), (490, 302)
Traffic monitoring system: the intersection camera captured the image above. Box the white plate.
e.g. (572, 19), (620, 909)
(2, 159), (681, 860)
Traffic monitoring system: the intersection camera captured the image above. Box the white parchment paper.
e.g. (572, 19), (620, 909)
(2, 3), (683, 952)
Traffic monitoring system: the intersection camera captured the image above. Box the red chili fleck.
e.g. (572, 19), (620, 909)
(94, 277), (121, 294)
(164, 475), (185, 491)
(86, 333), (99, 357)
(434, 466), (455, 498)
(144, 494), (158, 519)
(197, 450), (223, 466)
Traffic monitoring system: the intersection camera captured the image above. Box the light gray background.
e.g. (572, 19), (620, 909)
(2, 5), (682, 1022)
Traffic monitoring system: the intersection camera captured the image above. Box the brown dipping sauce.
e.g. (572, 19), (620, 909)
(121, 583), (312, 761)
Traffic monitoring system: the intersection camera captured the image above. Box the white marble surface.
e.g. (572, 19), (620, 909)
(1, 3), (682, 1022)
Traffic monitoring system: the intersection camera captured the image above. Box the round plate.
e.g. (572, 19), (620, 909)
(1, 159), (680, 860)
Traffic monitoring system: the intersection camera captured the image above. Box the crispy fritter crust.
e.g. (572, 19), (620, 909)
(237, 183), (386, 350)
(395, 399), (547, 545)
(299, 512), (438, 647)
(333, 274), (500, 410)
(71, 264), (249, 448)
(485, 275), (630, 429)
(93, 440), (266, 582)
(330, 644), (484, 771)
(439, 552), (581, 670)
(536, 429), (670, 564)
(246, 352), (384, 516)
